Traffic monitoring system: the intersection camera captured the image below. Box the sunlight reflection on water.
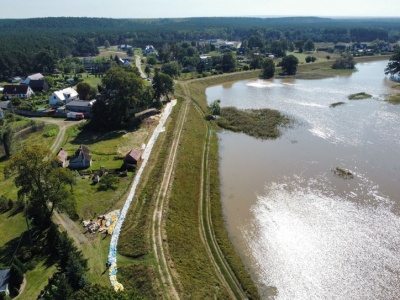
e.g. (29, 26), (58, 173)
(245, 174), (400, 300)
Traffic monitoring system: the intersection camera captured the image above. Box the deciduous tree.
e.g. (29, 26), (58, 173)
(332, 53), (356, 69)
(280, 55), (299, 75)
(153, 72), (174, 101)
(385, 50), (400, 75)
(5, 144), (76, 225)
(261, 58), (275, 79)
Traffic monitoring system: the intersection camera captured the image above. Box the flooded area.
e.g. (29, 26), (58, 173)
(206, 61), (400, 299)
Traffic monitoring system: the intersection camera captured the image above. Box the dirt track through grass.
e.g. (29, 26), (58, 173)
(196, 108), (247, 299)
(151, 100), (189, 299)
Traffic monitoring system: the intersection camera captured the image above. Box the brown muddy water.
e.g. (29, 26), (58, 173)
(206, 61), (400, 299)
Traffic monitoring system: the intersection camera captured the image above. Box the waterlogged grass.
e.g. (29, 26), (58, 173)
(208, 132), (259, 299)
(348, 92), (372, 100)
(217, 107), (289, 139)
(167, 104), (230, 299)
(386, 93), (400, 104)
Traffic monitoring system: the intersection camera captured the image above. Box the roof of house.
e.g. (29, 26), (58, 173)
(27, 73), (44, 81)
(3, 84), (30, 94)
(53, 87), (78, 101)
(125, 149), (141, 163)
(73, 145), (92, 161)
(57, 148), (68, 162)
(0, 269), (10, 292)
(66, 100), (96, 107)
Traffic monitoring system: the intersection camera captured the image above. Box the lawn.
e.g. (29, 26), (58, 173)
(63, 123), (153, 171)
(80, 73), (102, 88)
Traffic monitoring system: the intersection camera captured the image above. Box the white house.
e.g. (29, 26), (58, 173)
(143, 45), (156, 54)
(49, 87), (79, 106)
(22, 73), (44, 85)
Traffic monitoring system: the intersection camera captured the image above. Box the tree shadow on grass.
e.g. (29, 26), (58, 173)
(0, 228), (57, 271)
(0, 235), (21, 268)
(69, 128), (127, 146)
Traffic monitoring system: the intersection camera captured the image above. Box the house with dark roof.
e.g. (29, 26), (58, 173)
(0, 269), (10, 296)
(28, 80), (49, 92)
(69, 145), (92, 169)
(2, 85), (34, 100)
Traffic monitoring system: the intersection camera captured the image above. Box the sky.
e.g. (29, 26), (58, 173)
(1, 0), (400, 19)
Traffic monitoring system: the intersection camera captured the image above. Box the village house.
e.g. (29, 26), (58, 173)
(82, 57), (111, 72)
(2, 84), (34, 100)
(0, 269), (10, 296)
(49, 87), (79, 107)
(28, 80), (49, 92)
(69, 145), (92, 169)
(10, 76), (22, 83)
(22, 73), (44, 85)
(66, 99), (96, 115)
(143, 45), (156, 54)
(57, 148), (68, 168)
(118, 44), (133, 51)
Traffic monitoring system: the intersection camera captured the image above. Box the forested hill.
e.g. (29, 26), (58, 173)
(1, 16), (400, 32)
(0, 16), (400, 80)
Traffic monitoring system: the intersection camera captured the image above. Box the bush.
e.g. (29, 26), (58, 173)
(0, 195), (13, 213)
(98, 174), (119, 191)
(43, 129), (58, 137)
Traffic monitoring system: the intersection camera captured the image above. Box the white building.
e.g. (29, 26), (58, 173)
(49, 87), (79, 106)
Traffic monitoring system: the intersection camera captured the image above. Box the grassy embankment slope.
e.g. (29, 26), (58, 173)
(116, 100), (183, 298)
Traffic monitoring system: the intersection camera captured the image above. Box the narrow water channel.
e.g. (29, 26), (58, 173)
(207, 61), (400, 299)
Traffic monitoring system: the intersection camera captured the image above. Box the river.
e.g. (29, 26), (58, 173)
(206, 60), (400, 299)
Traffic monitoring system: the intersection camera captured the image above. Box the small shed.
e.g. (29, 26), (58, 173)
(124, 149), (141, 165)
(0, 269), (10, 296)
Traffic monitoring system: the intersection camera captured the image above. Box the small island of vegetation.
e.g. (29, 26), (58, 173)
(385, 93), (400, 104)
(348, 92), (373, 100)
(215, 106), (290, 139)
(330, 101), (346, 107)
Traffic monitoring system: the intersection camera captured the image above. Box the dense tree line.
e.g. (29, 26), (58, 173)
(0, 17), (400, 80)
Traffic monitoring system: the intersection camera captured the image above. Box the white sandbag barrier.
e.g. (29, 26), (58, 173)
(108, 100), (177, 292)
